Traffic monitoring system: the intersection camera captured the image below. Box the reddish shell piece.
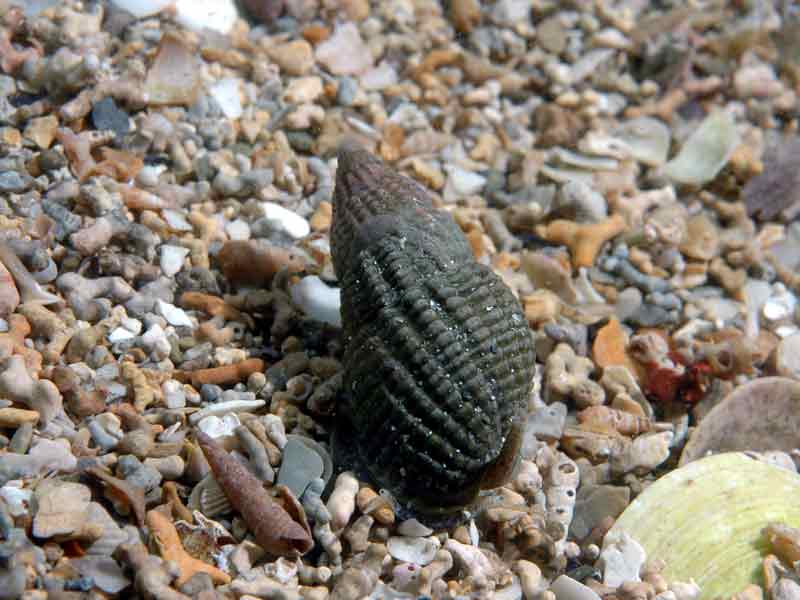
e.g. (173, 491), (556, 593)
(196, 431), (313, 556)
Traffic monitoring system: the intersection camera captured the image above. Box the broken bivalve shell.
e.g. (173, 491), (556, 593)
(606, 452), (800, 599)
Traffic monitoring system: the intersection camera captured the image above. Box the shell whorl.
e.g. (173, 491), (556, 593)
(331, 145), (535, 517)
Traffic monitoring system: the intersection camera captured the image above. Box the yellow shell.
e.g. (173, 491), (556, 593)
(605, 452), (800, 598)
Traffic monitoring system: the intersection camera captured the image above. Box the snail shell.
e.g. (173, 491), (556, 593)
(330, 145), (535, 522)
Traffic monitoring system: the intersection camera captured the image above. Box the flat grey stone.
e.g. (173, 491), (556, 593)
(72, 556), (131, 594)
(0, 171), (32, 193)
(525, 401), (567, 444)
(277, 436), (324, 499)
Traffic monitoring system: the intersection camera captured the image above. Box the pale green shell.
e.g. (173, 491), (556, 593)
(605, 452), (800, 598)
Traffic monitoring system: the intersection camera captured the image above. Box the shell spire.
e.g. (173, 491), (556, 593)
(331, 142), (440, 276)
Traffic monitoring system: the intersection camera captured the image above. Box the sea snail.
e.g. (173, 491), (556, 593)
(330, 143), (535, 524)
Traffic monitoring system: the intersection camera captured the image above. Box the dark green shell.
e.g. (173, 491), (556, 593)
(331, 146), (535, 520)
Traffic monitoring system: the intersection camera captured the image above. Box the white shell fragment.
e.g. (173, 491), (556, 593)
(196, 414), (241, 438)
(173, 0), (239, 34)
(209, 78), (243, 119)
(109, 0), (174, 18)
(387, 535), (441, 566)
(261, 202), (311, 239)
(397, 518), (434, 538)
(360, 61), (399, 91)
(550, 574), (602, 600)
(162, 209), (193, 231)
(159, 244), (190, 277)
(598, 532), (646, 586)
(443, 164), (487, 200)
(763, 285), (797, 322)
(315, 23), (374, 76)
(540, 165), (595, 186)
(613, 117), (671, 166)
(552, 147), (619, 171)
(290, 276), (342, 328)
(189, 400), (266, 424)
(663, 110), (740, 185)
(156, 299), (194, 328)
(0, 484), (32, 517)
(108, 327), (136, 343)
(774, 334), (800, 379)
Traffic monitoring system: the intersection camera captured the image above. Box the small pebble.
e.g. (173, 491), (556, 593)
(0, 171), (32, 193)
(315, 22), (373, 75)
(261, 202), (311, 239)
(159, 245), (190, 277)
(209, 78), (243, 119)
(91, 97), (130, 140)
(276, 436), (324, 499)
(550, 575), (602, 600)
(156, 299), (194, 328)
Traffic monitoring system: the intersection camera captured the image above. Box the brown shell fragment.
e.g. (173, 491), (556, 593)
(217, 240), (306, 288)
(680, 377), (800, 465)
(764, 522), (800, 566)
(196, 431), (313, 556)
(85, 466), (146, 527)
(174, 358), (265, 388)
(330, 144), (535, 522)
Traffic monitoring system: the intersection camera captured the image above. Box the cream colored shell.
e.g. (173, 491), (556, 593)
(606, 452), (800, 598)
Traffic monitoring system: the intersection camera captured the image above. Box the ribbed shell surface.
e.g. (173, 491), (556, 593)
(331, 146), (535, 515)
